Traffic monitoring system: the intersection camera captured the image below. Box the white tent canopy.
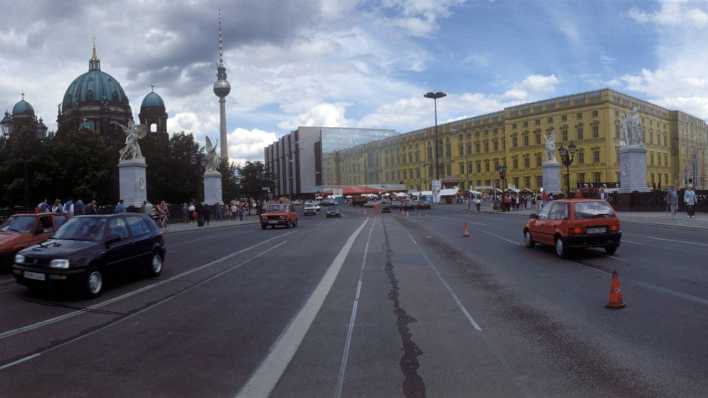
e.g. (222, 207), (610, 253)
(439, 188), (458, 197)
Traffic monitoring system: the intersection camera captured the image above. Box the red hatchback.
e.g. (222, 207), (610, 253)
(523, 199), (621, 258)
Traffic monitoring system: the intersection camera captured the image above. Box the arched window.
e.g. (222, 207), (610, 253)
(150, 123), (158, 133)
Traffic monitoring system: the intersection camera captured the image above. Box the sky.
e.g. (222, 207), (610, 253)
(1, 0), (707, 164)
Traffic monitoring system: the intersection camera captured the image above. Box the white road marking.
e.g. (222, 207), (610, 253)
(632, 280), (708, 307)
(479, 230), (522, 246)
(405, 230), (483, 332)
(648, 236), (708, 248)
(0, 241), (288, 371)
(0, 232), (294, 342)
(335, 219), (376, 398)
(236, 219), (369, 398)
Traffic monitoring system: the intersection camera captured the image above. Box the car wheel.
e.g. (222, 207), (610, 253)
(555, 237), (569, 258)
(524, 230), (535, 248)
(148, 252), (163, 277)
(85, 269), (103, 298)
(605, 245), (618, 255)
(285, 222), (291, 229)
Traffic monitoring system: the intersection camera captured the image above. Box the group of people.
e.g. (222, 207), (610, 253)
(180, 199), (255, 227)
(665, 185), (702, 218)
(36, 198), (98, 216)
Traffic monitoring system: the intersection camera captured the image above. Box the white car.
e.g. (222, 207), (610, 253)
(304, 202), (320, 215)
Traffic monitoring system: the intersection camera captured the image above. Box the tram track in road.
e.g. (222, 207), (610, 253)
(0, 239), (290, 371)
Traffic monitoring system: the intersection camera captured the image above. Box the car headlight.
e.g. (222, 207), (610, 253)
(15, 254), (25, 264)
(49, 259), (70, 269)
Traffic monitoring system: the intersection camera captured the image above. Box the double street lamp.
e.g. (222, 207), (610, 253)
(558, 141), (577, 197)
(424, 91), (446, 181)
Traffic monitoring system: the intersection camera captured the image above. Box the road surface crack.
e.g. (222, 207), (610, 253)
(382, 219), (426, 398)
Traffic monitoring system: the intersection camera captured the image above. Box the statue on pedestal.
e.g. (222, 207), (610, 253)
(620, 107), (644, 148)
(112, 120), (147, 160)
(544, 128), (556, 162)
(204, 136), (220, 172)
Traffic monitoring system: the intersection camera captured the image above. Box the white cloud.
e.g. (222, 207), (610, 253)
(502, 74), (559, 101)
(381, 0), (467, 36)
(278, 103), (351, 130)
(628, 2), (708, 28)
(622, 1), (708, 118)
(226, 128), (277, 165)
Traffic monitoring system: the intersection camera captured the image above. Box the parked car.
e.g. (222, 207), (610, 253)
(381, 204), (392, 213)
(261, 203), (298, 229)
(304, 203), (319, 216)
(325, 207), (342, 218)
(523, 199), (621, 258)
(0, 213), (68, 270)
(12, 214), (165, 297)
(320, 198), (337, 207)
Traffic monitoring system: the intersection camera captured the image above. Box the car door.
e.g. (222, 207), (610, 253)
(125, 215), (153, 267)
(533, 204), (552, 244)
(104, 217), (134, 274)
(546, 203), (568, 241)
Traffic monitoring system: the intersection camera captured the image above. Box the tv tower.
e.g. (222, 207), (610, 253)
(213, 8), (231, 160)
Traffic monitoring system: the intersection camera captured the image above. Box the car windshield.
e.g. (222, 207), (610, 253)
(575, 202), (616, 219)
(0, 216), (35, 233)
(266, 204), (287, 212)
(53, 217), (107, 241)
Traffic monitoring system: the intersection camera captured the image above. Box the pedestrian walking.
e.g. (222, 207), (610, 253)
(85, 200), (97, 215)
(158, 201), (169, 231)
(188, 202), (196, 223)
(36, 198), (50, 213)
(474, 196), (481, 213)
(114, 199), (126, 214)
(63, 199), (75, 217)
(669, 188), (678, 216)
(684, 185), (697, 218)
(203, 204), (211, 225)
(52, 199), (63, 214)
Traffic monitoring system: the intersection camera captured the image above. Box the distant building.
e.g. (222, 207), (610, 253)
(264, 127), (398, 198)
(0, 94), (48, 139)
(305, 89), (708, 192)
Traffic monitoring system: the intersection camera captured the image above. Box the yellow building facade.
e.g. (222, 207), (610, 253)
(324, 89), (708, 192)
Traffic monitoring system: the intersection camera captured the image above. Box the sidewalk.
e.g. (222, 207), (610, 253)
(164, 216), (258, 234)
(616, 211), (708, 229)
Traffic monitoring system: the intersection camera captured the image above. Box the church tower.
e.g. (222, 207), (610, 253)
(139, 86), (168, 135)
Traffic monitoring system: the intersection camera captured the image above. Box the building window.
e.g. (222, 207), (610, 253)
(535, 119), (540, 126)
(484, 140), (489, 152)
(476, 161), (481, 173)
(592, 125), (599, 138)
(577, 173), (585, 183)
(475, 142), (481, 153)
(458, 142), (464, 156)
(577, 149), (584, 164)
(459, 162), (465, 174)
(513, 177), (520, 188)
(493, 139), (498, 151)
(615, 123), (620, 139)
(535, 131), (541, 145)
(485, 159), (490, 172)
(523, 121), (528, 127)
(416, 168), (420, 178)
(523, 134), (529, 146)
(649, 131), (654, 145)
(561, 114), (567, 121)
(593, 149), (600, 163)
(512, 135), (518, 147)
(427, 143), (432, 160)
(536, 175), (543, 188)
(523, 155), (530, 168)
(512, 123), (517, 129)
(468, 161), (473, 173)
(512, 156), (519, 169)
(446, 164), (451, 176)
(577, 126), (584, 141)
(466, 142), (472, 154)
(536, 153), (542, 167)
(650, 152), (654, 165)
(576, 112), (583, 120)
(561, 127), (568, 141)
(428, 165), (432, 177)
(593, 172), (601, 183)
(524, 176), (531, 188)
(592, 110), (598, 118)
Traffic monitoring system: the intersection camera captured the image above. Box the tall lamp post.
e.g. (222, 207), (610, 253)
(558, 141), (577, 197)
(424, 91), (446, 181)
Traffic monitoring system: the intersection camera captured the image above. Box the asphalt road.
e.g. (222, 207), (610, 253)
(0, 206), (707, 397)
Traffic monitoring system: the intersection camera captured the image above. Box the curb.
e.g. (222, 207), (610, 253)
(164, 221), (259, 235)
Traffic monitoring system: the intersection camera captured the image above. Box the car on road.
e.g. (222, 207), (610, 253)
(304, 203), (320, 216)
(325, 207), (342, 218)
(261, 203), (298, 229)
(12, 213), (165, 297)
(523, 199), (621, 258)
(0, 213), (69, 270)
(320, 198), (337, 207)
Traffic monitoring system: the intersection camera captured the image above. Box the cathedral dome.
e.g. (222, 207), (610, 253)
(141, 91), (165, 111)
(12, 99), (35, 116)
(61, 44), (129, 112)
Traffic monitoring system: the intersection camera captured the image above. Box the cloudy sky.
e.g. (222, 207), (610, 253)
(1, 0), (706, 163)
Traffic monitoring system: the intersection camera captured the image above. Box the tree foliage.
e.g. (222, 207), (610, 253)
(237, 161), (270, 200)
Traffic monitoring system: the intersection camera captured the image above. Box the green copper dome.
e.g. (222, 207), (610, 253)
(12, 99), (35, 116)
(141, 91), (165, 110)
(62, 69), (129, 110)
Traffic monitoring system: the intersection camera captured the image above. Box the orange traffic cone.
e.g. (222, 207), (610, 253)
(606, 271), (626, 309)
(463, 223), (470, 237)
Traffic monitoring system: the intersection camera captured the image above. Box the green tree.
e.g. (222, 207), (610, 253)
(238, 161), (269, 200)
(218, 159), (240, 203)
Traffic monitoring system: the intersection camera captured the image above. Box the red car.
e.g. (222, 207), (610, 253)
(523, 199), (621, 258)
(0, 213), (69, 270)
(260, 203), (298, 229)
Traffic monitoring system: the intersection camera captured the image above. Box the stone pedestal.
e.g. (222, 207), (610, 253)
(619, 146), (650, 193)
(542, 161), (562, 194)
(118, 159), (147, 208)
(203, 170), (223, 205)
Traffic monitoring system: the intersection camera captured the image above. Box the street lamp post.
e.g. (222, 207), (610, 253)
(424, 91), (446, 181)
(558, 141), (577, 197)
